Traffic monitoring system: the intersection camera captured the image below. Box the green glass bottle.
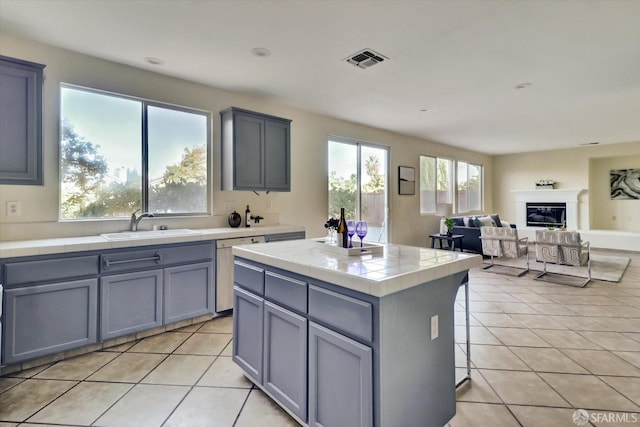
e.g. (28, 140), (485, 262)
(337, 208), (348, 248)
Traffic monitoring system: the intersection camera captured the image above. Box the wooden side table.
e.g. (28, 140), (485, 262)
(429, 234), (464, 252)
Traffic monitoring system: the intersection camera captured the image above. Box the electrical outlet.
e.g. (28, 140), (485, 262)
(7, 201), (21, 217)
(267, 201), (272, 210)
(224, 202), (235, 211)
(431, 315), (439, 340)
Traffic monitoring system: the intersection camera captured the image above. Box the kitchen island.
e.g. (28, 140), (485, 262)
(232, 239), (482, 427)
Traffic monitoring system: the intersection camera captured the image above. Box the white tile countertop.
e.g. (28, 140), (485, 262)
(233, 239), (482, 297)
(0, 225), (305, 258)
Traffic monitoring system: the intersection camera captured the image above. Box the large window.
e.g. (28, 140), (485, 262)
(420, 155), (482, 214)
(457, 161), (482, 213)
(420, 156), (454, 214)
(328, 138), (388, 243)
(60, 85), (210, 219)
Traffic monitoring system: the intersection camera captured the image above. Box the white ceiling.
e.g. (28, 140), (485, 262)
(1, 0), (639, 155)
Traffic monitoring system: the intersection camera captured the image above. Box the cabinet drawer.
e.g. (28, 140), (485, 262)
(101, 248), (163, 273)
(234, 260), (264, 295)
(4, 255), (99, 286)
(101, 243), (213, 273)
(160, 242), (213, 265)
(265, 271), (307, 313)
(308, 285), (373, 343)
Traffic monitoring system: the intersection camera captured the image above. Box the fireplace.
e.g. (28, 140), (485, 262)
(526, 202), (566, 227)
(512, 189), (584, 231)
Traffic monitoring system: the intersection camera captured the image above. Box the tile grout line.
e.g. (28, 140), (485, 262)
(160, 328), (237, 427)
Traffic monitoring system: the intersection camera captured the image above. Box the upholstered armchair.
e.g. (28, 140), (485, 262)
(479, 226), (529, 276)
(535, 230), (591, 286)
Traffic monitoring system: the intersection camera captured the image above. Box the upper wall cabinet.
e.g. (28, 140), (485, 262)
(0, 55), (45, 186)
(221, 107), (291, 192)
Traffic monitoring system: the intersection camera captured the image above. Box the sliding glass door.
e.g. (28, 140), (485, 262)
(328, 138), (388, 243)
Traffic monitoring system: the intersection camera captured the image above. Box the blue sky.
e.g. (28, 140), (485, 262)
(61, 86), (207, 182)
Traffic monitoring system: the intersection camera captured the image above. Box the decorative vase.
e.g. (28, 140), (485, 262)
(325, 228), (337, 245)
(228, 211), (241, 227)
(439, 218), (448, 235)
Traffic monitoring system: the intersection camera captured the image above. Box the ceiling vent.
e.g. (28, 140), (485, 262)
(345, 49), (388, 69)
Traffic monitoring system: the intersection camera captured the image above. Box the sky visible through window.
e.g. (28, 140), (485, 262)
(147, 105), (207, 180)
(61, 87), (207, 183)
(61, 87), (141, 185)
(60, 85), (210, 218)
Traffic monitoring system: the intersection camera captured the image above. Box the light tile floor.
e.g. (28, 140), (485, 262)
(0, 249), (638, 426)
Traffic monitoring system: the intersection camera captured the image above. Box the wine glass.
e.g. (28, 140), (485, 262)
(346, 220), (356, 248)
(355, 221), (368, 247)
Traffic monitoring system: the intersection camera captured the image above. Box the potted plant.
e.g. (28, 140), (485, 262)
(444, 217), (455, 236)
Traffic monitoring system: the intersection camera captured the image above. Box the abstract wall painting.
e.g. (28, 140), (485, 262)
(398, 166), (415, 195)
(611, 169), (640, 200)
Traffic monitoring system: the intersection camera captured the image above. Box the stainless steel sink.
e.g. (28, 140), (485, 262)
(101, 229), (202, 241)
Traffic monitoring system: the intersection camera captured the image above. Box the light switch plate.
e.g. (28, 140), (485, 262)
(7, 201), (21, 217)
(431, 315), (439, 340)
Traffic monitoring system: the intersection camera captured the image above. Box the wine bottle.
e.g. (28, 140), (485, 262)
(337, 208), (348, 248)
(245, 205), (251, 228)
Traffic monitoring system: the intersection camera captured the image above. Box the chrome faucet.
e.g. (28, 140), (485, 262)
(130, 209), (154, 231)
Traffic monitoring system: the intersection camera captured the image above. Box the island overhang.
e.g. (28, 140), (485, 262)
(232, 239), (482, 297)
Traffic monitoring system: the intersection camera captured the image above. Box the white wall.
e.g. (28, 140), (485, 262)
(0, 32), (493, 246)
(493, 141), (640, 231)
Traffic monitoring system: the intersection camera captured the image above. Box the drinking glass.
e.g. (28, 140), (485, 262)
(346, 220), (356, 248)
(356, 221), (368, 247)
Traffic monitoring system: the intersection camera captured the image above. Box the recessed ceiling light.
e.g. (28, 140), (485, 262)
(144, 57), (165, 66)
(515, 82), (532, 89)
(251, 47), (271, 57)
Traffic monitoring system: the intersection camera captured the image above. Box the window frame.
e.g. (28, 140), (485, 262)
(59, 83), (212, 220)
(456, 160), (483, 214)
(419, 154), (454, 215)
(420, 155), (483, 215)
(327, 135), (390, 243)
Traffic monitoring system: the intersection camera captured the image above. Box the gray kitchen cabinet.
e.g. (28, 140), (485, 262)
(3, 279), (98, 364)
(233, 267), (308, 421)
(100, 270), (163, 340)
(263, 301), (307, 420)
(221, 107), (291, 191)
(308, 321), (373, 427)
(0, 241), (215, 365)
(99, 242), (214, 340)
(232, 259), (375, 426)
(263, 119), (290, 190)
(164, 262), (213, 324)
(232, 285), (264, 383)
(0, 55), (45, 185)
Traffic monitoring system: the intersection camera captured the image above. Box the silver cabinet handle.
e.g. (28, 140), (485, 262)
(103, 253), (162, 269)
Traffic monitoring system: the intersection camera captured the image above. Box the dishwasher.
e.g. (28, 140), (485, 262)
(216, 235), (265, 313)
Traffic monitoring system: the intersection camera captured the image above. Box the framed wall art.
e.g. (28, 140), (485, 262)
(398, 166), (415, 195)
(611, 169), (640, 200)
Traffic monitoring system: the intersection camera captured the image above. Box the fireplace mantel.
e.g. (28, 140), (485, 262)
(511, 189), (586, 230)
